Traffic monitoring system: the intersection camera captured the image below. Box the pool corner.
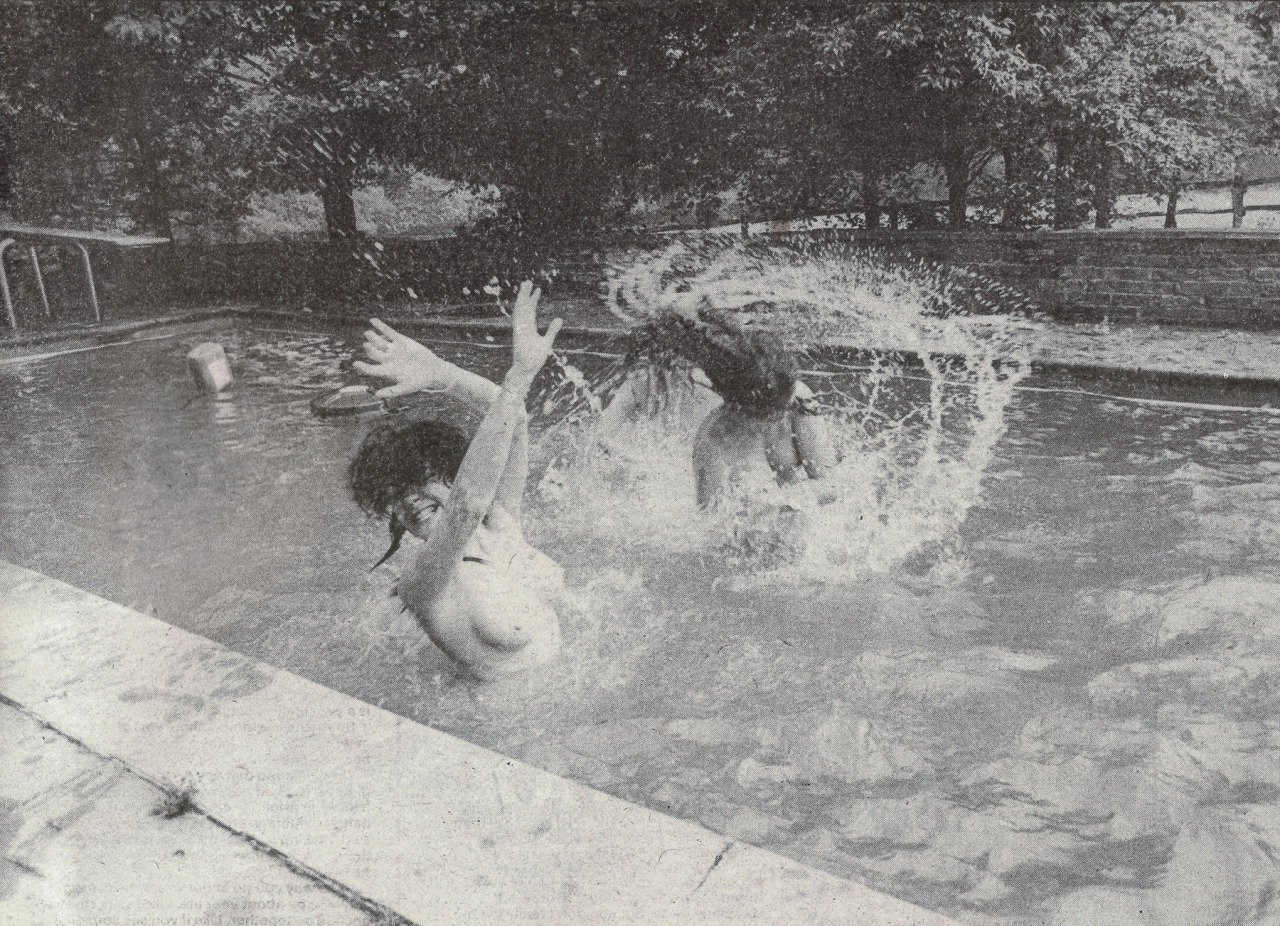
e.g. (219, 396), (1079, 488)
(0, 560), (957, 926)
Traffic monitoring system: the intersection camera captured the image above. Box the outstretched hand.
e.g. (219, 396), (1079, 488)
(354, 318), (454, 399)
(509, 281), (563, 382)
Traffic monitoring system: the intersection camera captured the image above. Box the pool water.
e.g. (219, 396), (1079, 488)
(3, 325), (1280, 926)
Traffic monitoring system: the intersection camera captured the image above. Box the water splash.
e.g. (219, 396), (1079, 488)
(605, 234), (1037, 352)
(536, 236), (1036, 583)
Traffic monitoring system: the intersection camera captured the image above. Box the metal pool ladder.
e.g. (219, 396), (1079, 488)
(0, 224), (170, 329)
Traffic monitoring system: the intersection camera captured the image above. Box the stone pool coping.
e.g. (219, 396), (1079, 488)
(240, 306), (1280, 388)
(0, 700), (379, 925)
(6, 304), (1280, 397)
(0, 559), (954, 926)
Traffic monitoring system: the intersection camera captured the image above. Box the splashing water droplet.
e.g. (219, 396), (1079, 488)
(536, 236), (1035, 585)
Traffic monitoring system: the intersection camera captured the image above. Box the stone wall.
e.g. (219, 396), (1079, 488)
(93, 237), (468, 310)
(36, 228), (1280, 330)
(799, 228), (1280, 328)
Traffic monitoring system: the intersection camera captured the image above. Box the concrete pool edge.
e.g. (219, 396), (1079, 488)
(231, 305), (1280, 395)
(6, 305), (1280, 400)
(0, 699), (383, 925)
(0, 560), (955, 926)
(0, 307), (243, 352)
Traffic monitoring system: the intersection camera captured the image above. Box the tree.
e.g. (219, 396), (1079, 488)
(207, 2), (466, 240)
(412, 2), (748, 241)
(739, 3), (1274, 231)
(1040, 3), (1274, 229)
(0, 1), (251, 236)
(6, 0), (1274, 249)
(690, 4), (1072, 230)
(704, 4), (929, 226)
(213, 1), (747, 248)
(874, 4), (1054, 228)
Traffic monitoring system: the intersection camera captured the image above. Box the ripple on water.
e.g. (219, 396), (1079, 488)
(12, 312), (1280, 924)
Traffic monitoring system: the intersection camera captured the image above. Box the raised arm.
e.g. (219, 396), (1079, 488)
(357, 318), (500, 406)
(355, 317), (530, 518)
(398, 283), (561, 610)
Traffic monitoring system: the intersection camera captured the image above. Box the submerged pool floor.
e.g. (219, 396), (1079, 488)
(3, 325), (1280, 926)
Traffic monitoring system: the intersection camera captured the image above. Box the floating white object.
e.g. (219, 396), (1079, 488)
(186, 342), (233, 393)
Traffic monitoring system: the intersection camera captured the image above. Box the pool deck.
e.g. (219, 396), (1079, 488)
(0, 560), (955, 926)
(255, 304), (1280, 385)
(0, 701), (378, 926)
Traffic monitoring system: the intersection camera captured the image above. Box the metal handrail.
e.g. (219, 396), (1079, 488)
(0, 227), (169, 329)
(0, 240), (15, 329)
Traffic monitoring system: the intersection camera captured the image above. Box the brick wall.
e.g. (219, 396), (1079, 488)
(54, 228), (1280, 330)
(801, 228), (1280, 328)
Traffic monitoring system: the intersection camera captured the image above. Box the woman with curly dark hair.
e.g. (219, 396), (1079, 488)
(349, 282), (564, 680)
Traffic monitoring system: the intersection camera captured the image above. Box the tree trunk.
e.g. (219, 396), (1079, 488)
(1232, 174), (1247, 229)
(1053, 129), (1076, 230)
(0, 127), (12, 212)
(1001, 144), (1021, 229)
(695, 195), (721, 228)
(320, 166), (358, 241)
(947, 177), (969, 229)
(1093, 146), (1113, 229)
(944, 152), (969, 230)
(799, 164), (823, 221)
(1164, 188), (1179, 229)
(861, 166), (881, 230)
(132, 132), (174, 239)
(938, 130), (970, 229)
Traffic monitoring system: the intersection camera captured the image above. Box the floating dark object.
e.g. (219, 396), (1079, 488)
(311, 384), (385, 417)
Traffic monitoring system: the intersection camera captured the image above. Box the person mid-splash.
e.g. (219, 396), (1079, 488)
(608, 307), (836, 509)
(348, 282), (564, 680)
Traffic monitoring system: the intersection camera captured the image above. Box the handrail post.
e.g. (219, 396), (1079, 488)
(0, 239), (16, 329)
(75, 242), (101, 322)
(29, 245), (51, 317)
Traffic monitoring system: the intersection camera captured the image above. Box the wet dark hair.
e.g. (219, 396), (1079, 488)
(349, 419), (470, 569)
(349, 418), (470, 519)
(625, 308), (798, 414)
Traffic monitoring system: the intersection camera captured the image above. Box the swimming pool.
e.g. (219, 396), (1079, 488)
(3, 321), (1279, 926)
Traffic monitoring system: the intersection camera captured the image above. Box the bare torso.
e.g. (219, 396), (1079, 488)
(693, 404), (817, 507)
(413, 510), (563, 680)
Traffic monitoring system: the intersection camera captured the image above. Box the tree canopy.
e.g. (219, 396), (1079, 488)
(2, 0), (1277, 247)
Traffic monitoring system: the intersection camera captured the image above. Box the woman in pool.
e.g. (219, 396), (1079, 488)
(349, 282), (564, 681)
(609, 309), (836, 508)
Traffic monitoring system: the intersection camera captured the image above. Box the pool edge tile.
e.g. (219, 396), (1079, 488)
(0, 560), (956, 926)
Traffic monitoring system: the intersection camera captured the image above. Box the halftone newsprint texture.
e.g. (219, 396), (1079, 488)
(4, 4), (1280, 925)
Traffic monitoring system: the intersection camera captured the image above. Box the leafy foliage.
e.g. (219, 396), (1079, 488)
(1, 2), (254, 235)
(2, 1), (1276, 252)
